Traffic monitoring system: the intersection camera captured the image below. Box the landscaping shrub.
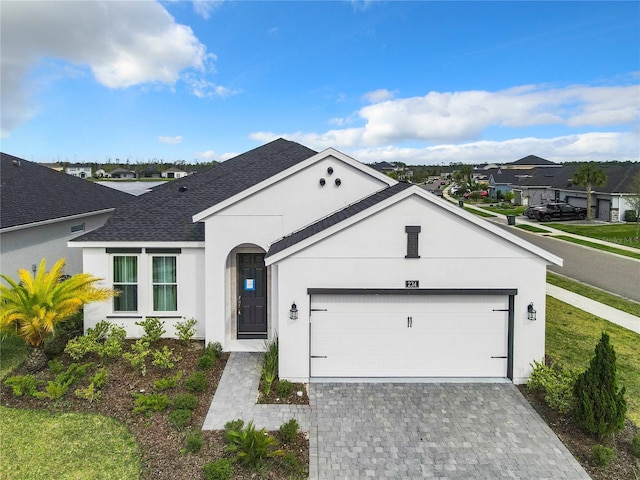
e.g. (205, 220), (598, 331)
(197, 342), (222, 370)
(64, 321), (126, 361)
(89, 368), (107, 389)
(592, 445), (616, 466)
(168, 409), (192, 429)
(573, 333), (627, 438)
(136, 317), (165, 344)
(4, 374), (37, 396)
(132, 393), (171, 414)
(123, 339), (151, 376)
(184, 371), (206, 392)
(55, 362), (94, 386)
(278, 418), (299, 443)
(175, 318), (198, 345)
(151, 345), (182, 369)
(624, 210), (638, 222)
(184, 429), (203, 454)
(48, 358), (64, 375)
(34, 379), (71, 400)
(205, 341), (223, 358)
(631, 434), (640, 458)
(154, 370), (183, 391)
(203, 459), (232, 480)
(225, 420), (284, 467)
(279, 452), (304, 477)
(262, 336), (278, 396)
(224, 418), (244, 442)
(275, 379), (293, 398)
(74, 382), (102, 403)
(173, 393), (198, 411)
(527, 359), (579, 413)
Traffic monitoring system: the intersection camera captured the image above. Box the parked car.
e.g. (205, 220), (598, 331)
(533, 203), (587, 222)
(463, 190), (489, 199)
(524, 205), (545, 219)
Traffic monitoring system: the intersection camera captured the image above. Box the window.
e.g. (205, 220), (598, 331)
(71, 223), (85, 233)
(152, 256), (177, 311)
(113, 256), (137, 311)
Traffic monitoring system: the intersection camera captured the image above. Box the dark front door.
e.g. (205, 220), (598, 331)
(237, 253), (267, 339)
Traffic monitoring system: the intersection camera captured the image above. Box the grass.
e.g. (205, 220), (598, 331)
(543, 223), (640, 248)
(480, 205), (527, 216)
(463, 207), (496, 217)
(0, 334), (28, 379)
(546, 296), (640, 426)
(547, 272), (640, 317)
(0, 406), (141, 480)
(516, 224), (551, 233)
(555, 235), (640, 260)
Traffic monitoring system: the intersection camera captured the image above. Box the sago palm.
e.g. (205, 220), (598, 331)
(0, 258), (114, 372)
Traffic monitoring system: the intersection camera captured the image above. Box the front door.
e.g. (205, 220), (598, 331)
(237, 253), (267, 339)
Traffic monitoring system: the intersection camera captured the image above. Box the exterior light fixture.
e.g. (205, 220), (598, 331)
(527, 302), (536, 321)
(290, 302), (298, 320)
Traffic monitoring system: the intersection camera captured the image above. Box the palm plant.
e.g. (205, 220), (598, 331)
(573, 163), (607, 221)
(0, 258), (114, 372)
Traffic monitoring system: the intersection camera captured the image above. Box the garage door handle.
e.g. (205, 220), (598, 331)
(311, 355), (327, 358)
(491, 356), (507, 359)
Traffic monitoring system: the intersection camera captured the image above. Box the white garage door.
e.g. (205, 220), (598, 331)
(310, 294), (509, 378)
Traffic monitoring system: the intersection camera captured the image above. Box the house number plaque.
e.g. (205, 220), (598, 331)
(405, 280), (419, 288)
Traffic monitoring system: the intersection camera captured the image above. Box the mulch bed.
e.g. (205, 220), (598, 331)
(257, 376), (309, 405)
(1, 339), (309, 480)
(518, 385), (640, 480)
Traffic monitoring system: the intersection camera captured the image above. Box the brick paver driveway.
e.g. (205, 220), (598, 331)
(310, 383), (590, 479)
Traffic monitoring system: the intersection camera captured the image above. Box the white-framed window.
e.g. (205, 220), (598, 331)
(71, 223), (85, 233)
(113, 256), (138, 311)
(152, 256), (177, 311)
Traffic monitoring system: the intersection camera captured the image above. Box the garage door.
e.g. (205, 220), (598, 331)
(310, 293), (510, 378)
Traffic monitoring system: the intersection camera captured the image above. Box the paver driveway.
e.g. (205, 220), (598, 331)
(310, 383), (590, 479)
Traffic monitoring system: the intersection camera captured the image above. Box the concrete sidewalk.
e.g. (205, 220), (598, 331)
(547, 283), (640, 334)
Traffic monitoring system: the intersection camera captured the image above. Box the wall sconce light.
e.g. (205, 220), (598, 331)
(527, 302), (536, 321)
(290, 302), (298, 320)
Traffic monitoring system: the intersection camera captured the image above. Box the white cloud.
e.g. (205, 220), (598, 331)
(0, 0), (219, 137)
(193, 0), (224, 20)
(185, 76), (241, 98)
(159, 135), (183, 145)
(251, 82), (640, 161)
(195, 150), (237, 162)
(362, 88), (397, 103)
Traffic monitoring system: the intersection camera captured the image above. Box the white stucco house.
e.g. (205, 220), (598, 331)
(71, 139), (562, 384)
(0, 153), (133, 277)
(65, 164), (93, 179)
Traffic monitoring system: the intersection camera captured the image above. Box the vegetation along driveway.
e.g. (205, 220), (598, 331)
(310, 382), (590, 479)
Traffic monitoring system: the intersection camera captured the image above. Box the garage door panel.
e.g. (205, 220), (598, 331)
(310, 294), (508, 378)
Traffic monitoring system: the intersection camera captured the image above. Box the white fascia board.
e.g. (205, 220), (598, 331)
(266, 185), (563, 267)
(68, 241), (205, 249)
(192, 148), (396, 223)
(0, 209), (115, 234)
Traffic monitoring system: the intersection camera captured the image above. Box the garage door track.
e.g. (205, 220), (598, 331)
(311, 382), (590, 479)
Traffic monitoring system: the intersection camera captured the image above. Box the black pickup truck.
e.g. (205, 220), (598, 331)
(534, 202), (588, 221)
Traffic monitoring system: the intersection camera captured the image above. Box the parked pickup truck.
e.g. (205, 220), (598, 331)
(534, 202), (587, 222)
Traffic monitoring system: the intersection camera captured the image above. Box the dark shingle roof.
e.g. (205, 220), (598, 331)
(518, 163), (640, 193)
(1, 153), (134, 230)
(76, 139), (317, 242)
(266, 182), (412, 258)
(506, 155), (557, 166)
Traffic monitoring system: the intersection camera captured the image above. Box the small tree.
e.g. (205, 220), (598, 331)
(573, 163), (607, 221)
(625, 171), (640, 239)
(0, 258), (114, 372)
(573, 332), (626, 438)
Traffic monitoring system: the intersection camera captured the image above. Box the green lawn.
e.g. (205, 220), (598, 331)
(547, 272), (640, 317)
(516, 224), (550, 233)
(0, 407), (141, 480)
(546, 296), (640, 426)
(480, 205), (527, 216)
(543, 223), (640, 248)
(555, 235), (640, 260)
(464, 207), (496, 217)
(0, 334), (28, 379)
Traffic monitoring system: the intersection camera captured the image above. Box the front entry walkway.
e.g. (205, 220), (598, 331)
(204, 353), (590, 479)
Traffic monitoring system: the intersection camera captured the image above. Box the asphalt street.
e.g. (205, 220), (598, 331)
(500, 224), (640, 303)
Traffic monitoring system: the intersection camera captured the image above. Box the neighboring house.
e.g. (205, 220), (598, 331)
(95, 168), (110, 178)
(139, 168), (162, 179)
(1, 153), (133, 277)
(369, 161), (396, 174)
(487, 168), (536, 199)
(72, 139), (561, 384)
(512, 163), (640, 222)
(162, 167), (188, 179)
(109, 168), (137, 179)
(66, 164), (93, 179)
(501, 155), (561, 170)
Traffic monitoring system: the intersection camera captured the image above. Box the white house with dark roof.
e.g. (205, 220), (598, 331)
(0, 153), (133, 277)
(71, 139), (562, 384)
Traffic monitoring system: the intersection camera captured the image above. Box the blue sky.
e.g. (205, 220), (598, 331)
(1, 1), (638, 165)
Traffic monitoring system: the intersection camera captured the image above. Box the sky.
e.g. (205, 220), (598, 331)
(1, 1), (639, 166)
